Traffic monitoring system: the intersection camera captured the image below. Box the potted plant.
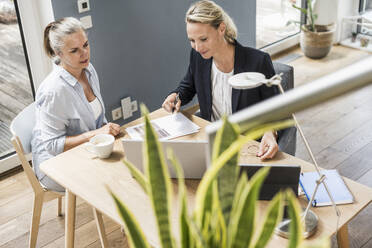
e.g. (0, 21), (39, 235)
(292, 0), (335, 59)
(108, 105), (329, 248)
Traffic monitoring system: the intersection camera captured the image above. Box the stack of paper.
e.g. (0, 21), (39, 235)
(299, 169), (354, 207)
(125, 113), (200, 140)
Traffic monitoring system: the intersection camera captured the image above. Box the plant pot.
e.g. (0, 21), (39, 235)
(300, 24), (335, 59)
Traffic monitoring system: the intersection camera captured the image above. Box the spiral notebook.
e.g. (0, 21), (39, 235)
(299, 169), (354, 207)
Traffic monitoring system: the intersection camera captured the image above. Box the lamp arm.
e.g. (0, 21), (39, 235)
(206, 57), (372, 222)
(302, 174), (326, 222)
(274, 81), (341, 218)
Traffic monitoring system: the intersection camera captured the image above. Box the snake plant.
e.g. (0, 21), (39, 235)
(109, 104), (329, 248)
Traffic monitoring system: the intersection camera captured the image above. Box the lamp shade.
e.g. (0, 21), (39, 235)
(228, 72), (266, 89)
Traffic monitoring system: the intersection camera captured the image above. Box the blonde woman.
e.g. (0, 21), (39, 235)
(162, 0), (279, 160)
(31, 17), (120, 192)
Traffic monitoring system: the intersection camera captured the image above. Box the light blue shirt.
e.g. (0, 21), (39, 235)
(31, 63), (107, 181)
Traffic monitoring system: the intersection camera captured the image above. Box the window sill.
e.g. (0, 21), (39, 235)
(261, 34), (300, 56)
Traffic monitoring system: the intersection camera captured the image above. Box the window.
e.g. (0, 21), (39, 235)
(0, 0), (34, 170)
(359, 0), (372, 36)
(257, 0), (303, 51)
(0, 0), (53, 173)
(360, 0), (372, 13)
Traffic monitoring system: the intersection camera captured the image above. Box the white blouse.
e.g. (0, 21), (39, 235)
(89, 97), (103, 120)
(211, 60), (234, 121)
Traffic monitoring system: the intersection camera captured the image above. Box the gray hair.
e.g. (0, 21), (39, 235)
(186, 0), (237, 44)
(44, 17), (85, 64)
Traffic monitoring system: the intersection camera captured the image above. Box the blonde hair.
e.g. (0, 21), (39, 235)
(186, 0), (237, 44)
(44, 17), (85, 64)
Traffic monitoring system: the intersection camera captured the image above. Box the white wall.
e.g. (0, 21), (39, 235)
(312, 0), (360, 43)
(313, 0), (338, 25)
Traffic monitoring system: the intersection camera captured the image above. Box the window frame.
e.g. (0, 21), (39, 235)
(258, 0), (306, 56)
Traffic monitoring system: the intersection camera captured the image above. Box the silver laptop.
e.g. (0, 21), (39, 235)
(121, 139), (208, 179)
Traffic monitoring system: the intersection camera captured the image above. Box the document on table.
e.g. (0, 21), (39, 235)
(125, 113), (201, 140)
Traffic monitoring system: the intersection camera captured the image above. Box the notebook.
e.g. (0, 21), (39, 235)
(299, 169), (354, 207)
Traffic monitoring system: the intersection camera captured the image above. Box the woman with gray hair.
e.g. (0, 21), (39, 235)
(31, 17), (120, 192)
(162, 0), (280, 160)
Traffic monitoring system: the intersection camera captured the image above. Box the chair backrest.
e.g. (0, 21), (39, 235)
(272, 62), (297, 156)
(273, 62), (294, 91)
(10, 103), (43, 193)
(10, 103), (35, 154)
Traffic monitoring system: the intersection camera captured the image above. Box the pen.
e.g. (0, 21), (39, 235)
(172, 93), (179, 113)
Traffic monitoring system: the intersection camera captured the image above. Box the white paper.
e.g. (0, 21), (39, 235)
(125, 113), (200, 140)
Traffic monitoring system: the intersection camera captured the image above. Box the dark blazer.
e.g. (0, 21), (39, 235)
(174, 41), (278, 121)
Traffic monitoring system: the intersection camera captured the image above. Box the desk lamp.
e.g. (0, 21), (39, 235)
(205, 57), (372, 239)
(228, 71), (339, 238)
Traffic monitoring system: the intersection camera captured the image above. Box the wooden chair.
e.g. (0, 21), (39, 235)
(10, 103), (108, 248)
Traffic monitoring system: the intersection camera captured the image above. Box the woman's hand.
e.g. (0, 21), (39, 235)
(257, 131), (278, 160)
(162, 93), (181, 113)
(94, 122), (121, 136)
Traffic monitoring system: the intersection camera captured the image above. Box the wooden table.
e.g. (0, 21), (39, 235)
(40, 108), (372, 248)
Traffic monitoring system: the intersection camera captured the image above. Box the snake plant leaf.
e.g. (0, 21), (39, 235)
(202, 211), (212, 243)
(122, 159), (148, 194)
(203, 182), (224, 247)
(251, 191), (284, 248)
(195, 119), (294, 223)
(230, 173), (248, 218)
(108, 188), (150, 248)
(189, 216), (208, 248)
(228, 167), (270, 248)
(210, 182), (227, 248)
(212, 116), (240, 226)
(287, 190), (303, 248)
(167, 148), (191, 248)
(141, 104), (174, 248)
(199, 179), (214, 232)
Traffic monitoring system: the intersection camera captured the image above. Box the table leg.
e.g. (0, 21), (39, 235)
(65, 190), (76, 248)
(93, 208), (109, 247)
(337, 224), (350, 248)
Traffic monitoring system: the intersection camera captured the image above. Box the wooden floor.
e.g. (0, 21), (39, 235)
(0, 22), (33, 125)
(284, 45), (372, 248)
(0, 22), (33, 157)
(1, 45), (372, 247)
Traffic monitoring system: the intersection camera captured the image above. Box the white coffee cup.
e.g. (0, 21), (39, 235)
(85, 134), (115, 158)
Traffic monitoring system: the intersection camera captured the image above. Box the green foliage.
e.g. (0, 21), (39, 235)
(292, 0), (318, 32)
(108, 188), (150, 248)
(212, 117), (239, 226)
(141, 105), (175, 248)
(110, 104), (329, 248)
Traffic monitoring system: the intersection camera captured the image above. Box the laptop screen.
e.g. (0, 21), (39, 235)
(122, 139), (209, 179)
(239, 164), (301, 200)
